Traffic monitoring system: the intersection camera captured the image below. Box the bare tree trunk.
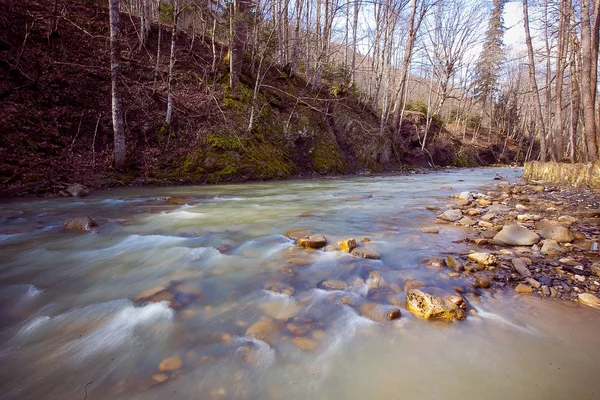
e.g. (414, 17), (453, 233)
(139, 0), (150, 51)
(230, 0), (249, 88)
(351, 0), (360, 85)
(291, 0), (303, 74)
(165, 0), (180, 125)
(391, 0), (420, 135)
(109, 0), (125, 169)
(153, 2), (162, 93)
(522, 0), (547, 161)
(580, 0), (598, 161)
(553, 0), (570, 162)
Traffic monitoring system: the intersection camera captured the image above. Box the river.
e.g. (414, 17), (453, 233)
(0, 167), (599, 400)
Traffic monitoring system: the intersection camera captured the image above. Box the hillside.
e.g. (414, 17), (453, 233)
(0, 0), (516, 196)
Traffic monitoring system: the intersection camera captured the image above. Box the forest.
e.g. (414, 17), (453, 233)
(0, 0), (599, 194)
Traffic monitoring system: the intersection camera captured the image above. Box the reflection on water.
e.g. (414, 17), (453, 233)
(0, 168), (599, 400)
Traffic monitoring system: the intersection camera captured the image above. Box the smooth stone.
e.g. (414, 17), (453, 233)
(64, 216), (99, 232)
(488, 204), (511, 214)
(152, 373), (169, 383)
(445, 255), (464, 272)
(351, 248), (381, 260)
(426, 205), (440, 211)
(405, 289), (465, 321)
(458, 191), (473, 200)
(419, 227), (439, 234)
(541, 285), (551, 296)
(540, 239), (564, 255)
(427, 257), (445, 269)
(536, 221), (574, 243)
(66, 184), (90, 198)
(366, 271), (386, 289)
(361, 303), (401, 322)
(293, 337), (318, 351)
(284, 228), (312, 240)
(338, 238), (357, 253)
(245, 318), (279, 345)
(159, 356), (182, 372)
(360, 237), (373, 243)
(298, 234), (327, 249)
(456, 199), (471, 206)
(446, 295), (466, 309)
(493, 225), (539, 246)
(515, 284), (533, 294)
(478, 199), (492, 206)
(166, 196), (189, 205)
(578, 293), (600, 310)
(459, 217), (476, 226)
(438, 209), (463, 222)
(321, 280), (348, 290)
(474, 273), (491, 288)
(467, 252), (497, 266)
(479, 221), (494, 229)
(403, 279), (426, 292)
(557, 215), (577, 227)
(526, 278), (541, 289)
(511, 258), (532, 277)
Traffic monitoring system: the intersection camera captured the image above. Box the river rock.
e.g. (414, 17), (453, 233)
(459, 217), (476, 226)
(456, 199), (471, 207)
(445, 255), (464, 272)
(578, 293), (600, 310)
(405, 289), (465, 321)
(488, 204), (511, 214)
(403, 279), (426, 292)
(293, 337), (318, 351)
(536, 221), (574, 243)
(511, 258), (532, 277)
(557, 215), (577, 227)
(540, 239), (564, 255)
(297, 234), (327, 249)
(66, 184), (90, 198)
(338, 238), (357, 253)
(526, 278), (541, 289)
(159, 356), (182, 372)
(427, 257), (445, 269)
(360, 302), (401, 322)
(245, 318), (279, 345)
(467, 252), (497, 266)
(473, 273), (491, 288)
(515, 284), (533, 294)
(284, 228), (312, 240)
(458, 191), (474, 200)
(351, 248), (381, 260)
(152, 373), (169, 383)
(366, 271), (386, 289)
(446, 295), (466, 309)
(166, 196), (190, 205)
(64, 216), (99, 231)
(419, 227), (439, 234)
(360, 237), (372, 243)
(321, 280), (348, 290)
(493, 224), (539, 246)
(438, 209), (463, 222)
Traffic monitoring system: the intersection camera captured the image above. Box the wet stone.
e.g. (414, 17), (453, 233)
(445, 255), (464, 272)
(468, 252), (497, 266)
(438, 209), (463, 222)
(493, 224), (540, 246)
(419, 227), (439, 234)
(351, 248), (381, 260)
(338, 238), (357, 253)
(64, 216), (99, 232)
(427, 257), (445, 269)
(293, 337), (318, 351)
(515, 284), (533, 294)
(405, 289), (465, 321)
(298, 234), (327, 249)
(511, 258), (532, 277)
(159, 356), (182, 372)
(578, 293), (600, 310)
(321, 280), (348, 290)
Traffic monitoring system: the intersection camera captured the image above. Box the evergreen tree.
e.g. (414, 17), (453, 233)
(474, 0), (507, 105)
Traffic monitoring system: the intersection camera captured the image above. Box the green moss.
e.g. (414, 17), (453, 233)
(312, 134), (345, 174)
(452, 154), (475, 167)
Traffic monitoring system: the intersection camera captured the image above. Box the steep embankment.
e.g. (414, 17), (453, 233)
(0, 0), (514, 196)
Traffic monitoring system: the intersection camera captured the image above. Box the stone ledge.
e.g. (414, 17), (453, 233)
(524, 161), (600, 188)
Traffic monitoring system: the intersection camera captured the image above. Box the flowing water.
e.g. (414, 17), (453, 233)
(1, 168), (599, 400)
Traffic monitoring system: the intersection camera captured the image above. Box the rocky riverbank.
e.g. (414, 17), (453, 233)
(425, 179), (600, 309)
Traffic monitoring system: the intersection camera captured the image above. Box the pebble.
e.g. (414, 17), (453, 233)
(438, 209), (463, 222)
(159, 356), (182, 372)
(526, 278), (541, 289)
(515, 284), (533, 294)
(467, 252), (497, 266)
(419, 227), (439, 234)
(578, 293), (600, 309)
(293, 337), (318, 351)
(493, 224), (540, 246)
(511, 258), (532, 277)
(338, 238), (357, 253)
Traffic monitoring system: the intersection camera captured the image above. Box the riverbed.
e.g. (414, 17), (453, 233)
(1, 168), (599, 400)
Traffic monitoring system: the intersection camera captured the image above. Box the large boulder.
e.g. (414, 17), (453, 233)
(405, 289), (466, 321)
(493, 225), (539, 246)
(297, 234), (327, 249)
(66, 184), (90, 198)
(64, 216), (99, 231)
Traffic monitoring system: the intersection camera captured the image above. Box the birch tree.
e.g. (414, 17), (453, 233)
(109, 0), (126, 169)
